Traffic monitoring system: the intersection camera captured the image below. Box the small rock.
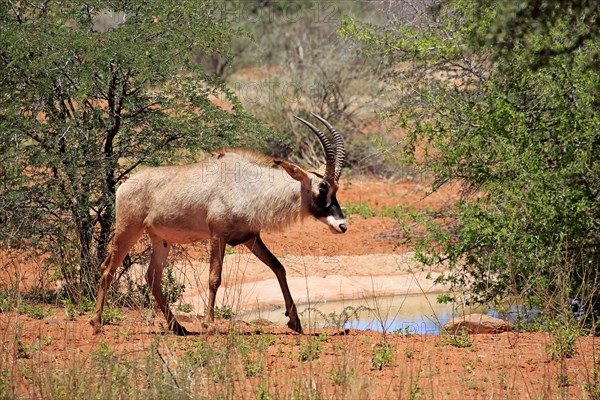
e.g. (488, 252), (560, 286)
(444, 313), (513, 334)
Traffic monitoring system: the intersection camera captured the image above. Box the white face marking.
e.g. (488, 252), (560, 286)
(324, 215), (347, 233)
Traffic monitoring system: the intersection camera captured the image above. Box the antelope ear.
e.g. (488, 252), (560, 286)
(307, 164), (326, 178)
(274, 160), (313, 191)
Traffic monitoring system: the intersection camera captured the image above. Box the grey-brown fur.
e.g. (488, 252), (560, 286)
(90, 115), (346, 335)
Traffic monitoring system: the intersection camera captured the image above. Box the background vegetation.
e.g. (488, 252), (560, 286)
(341, 0), (599, 323)
(1, 0), (599, 332)
(1, 1), (600, 398)
(0, 0), (276, 298)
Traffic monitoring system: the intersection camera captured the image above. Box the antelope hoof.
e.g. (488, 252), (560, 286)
(202, 315), (214, 328)
(171, 323), (190, 336)
(287, 317), (303, 334)
(89, 319), (104, 335)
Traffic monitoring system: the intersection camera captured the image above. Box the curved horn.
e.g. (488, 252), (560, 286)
(294, 116), (336, 183)
(311, 113), (345, 182)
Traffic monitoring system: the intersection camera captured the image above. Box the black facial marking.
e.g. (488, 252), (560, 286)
(315, 182), (330, 206)
(163, 241), (168, 248)
(310, 190), (345, 220)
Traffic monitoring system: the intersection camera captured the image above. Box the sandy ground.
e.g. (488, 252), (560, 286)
(1, 179), (598, 399)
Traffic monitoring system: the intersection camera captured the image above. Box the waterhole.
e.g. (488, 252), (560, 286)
(240, 293), (520, 335)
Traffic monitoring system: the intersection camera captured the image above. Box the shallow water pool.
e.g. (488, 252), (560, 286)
(239, 293), (519, 334)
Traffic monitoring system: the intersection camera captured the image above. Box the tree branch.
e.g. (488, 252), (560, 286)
(8, 0), (23, 23)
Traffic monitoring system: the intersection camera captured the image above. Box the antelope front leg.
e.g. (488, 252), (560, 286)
(245, 235), (303, 334)
(205, 237), (226, 327)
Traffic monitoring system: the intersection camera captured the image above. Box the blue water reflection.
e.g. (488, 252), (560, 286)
(242, 293), (531, 335)
(346, 311), (456, 335)
(341, 295), (459, 334)
(342, 298), (532, 335)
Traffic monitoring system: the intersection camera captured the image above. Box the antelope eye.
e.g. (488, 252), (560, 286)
(315, 184), (329, 203)
(316, 194), (327, 207)
(318, 182), (329, 194)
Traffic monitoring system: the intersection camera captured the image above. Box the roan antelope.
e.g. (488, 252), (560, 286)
(90, 114), (346, 335)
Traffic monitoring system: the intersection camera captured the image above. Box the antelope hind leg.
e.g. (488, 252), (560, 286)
(90, 239), (136, 334)
(146, 236), (189, 336)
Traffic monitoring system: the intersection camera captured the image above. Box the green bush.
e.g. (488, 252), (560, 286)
(0, 1), (274, 299)
(298, 337), (322, 362)
(19, 304), (52, 320)
(547, 319), (580, 360)
(371, 339), (394, 370)
(441, 328), (473, 349)
(342, 0), (600, 314)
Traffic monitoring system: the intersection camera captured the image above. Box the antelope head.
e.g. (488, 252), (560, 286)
(275, 113), (347, 234)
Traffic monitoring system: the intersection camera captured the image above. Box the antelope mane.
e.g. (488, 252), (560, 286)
(207, 149), (313, 233)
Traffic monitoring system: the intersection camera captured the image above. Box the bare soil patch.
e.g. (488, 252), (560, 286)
(1, 179), (597, 399)
(3, 309), (598, 399)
